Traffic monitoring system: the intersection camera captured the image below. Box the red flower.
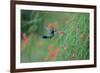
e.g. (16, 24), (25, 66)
(59, 32), (65, 35)
(48, 47), (60, 60)
(22, 33), (29, 48)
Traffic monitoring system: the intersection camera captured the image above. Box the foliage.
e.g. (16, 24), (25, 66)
(21, 10), (89, 62)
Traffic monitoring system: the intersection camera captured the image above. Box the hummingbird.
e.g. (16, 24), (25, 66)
(42, 24), (55, 39)
(42, 24), (65, 39)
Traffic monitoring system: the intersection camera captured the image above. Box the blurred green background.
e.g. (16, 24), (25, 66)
(21, 10), (90, 63)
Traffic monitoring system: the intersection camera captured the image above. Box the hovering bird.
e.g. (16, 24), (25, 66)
(42, 24), (56, 39)
(42, 24), (65, 39)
